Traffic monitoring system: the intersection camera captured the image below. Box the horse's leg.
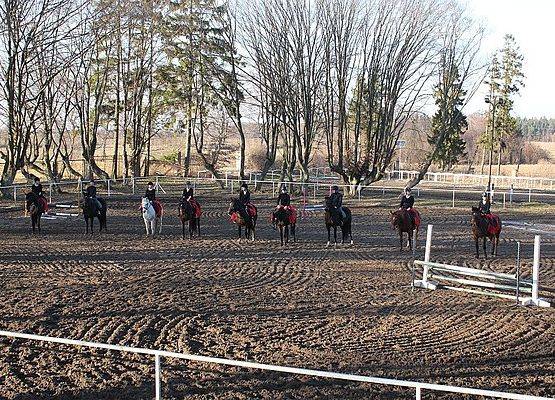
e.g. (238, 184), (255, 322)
(144, 219), (150, 236)
(197, 218), (201, 237)
(279, 226), (284, 246)
(495, 234), (500, 256)
(90, 217), (94, 234)
(238, 225), (242, 240)
(292, 224), (296, 243)
(334, 226), (337, 246)
(159, 216), (163, 235)
(38, 215), (41, 234)
(285, 224), (289, 245)
(483, 237), (487, 259)
(474, 237), (479, 258)
(408, 230), (413, 252)
(327, 225), (331, 247)
(399, 231), (403, 252)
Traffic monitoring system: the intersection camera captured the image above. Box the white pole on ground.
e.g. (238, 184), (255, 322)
(155, 354), (161, 400)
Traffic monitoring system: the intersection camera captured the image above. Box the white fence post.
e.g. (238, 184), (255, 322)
(413, 225), (437, 290)
(520, 235), (550, 307)
(49, 183), (53, 204)
(155, 354), (161, 400)
(416, 387), (421, 400)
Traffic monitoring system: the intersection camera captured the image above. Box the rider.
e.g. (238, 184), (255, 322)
(145, 181), (156, 202)
(400, 187), (415, 210)
(478, 192), (491, 215)
(182, 181), (194, 201)
(329, 185), (345, 220)
(239, 183), (251, 218)
(273, 184), (291, 225)
(85, 180), (102, 214)
(31, 177), (48, 212)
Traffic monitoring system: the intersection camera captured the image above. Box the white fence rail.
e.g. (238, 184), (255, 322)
(0, 330), (552, 400)
(2, 175), (555, 210)
(390, 170), (555, 190)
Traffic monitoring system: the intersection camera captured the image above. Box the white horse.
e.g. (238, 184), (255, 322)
(141, 197), (162, 236)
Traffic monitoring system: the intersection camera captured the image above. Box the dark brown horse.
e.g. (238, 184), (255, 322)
(273, 206), (296, 246)
(471, 207), (501, 258)
(25, 192), (44, 233)
(81, 196), (107, 234)
(228, 199), (257, 241)
(179, 200), (201, 239)
(390, 209), (419, 252)
(325, 198), (352, 246)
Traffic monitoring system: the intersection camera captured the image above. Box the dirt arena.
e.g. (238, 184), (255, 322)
(0, 185), (554, 399)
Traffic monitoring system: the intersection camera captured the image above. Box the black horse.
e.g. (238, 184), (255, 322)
(228, 198), (257, 241)
(82, 196), (107, 234)
(179, 200), (201, 239)
(325, 197), (352, 246)
(25, 192), (44, 233)
(273, 207), (296, 246)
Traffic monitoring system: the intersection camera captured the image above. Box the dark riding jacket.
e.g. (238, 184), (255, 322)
(400, 195), (414, 209)
(32, 184), (43, 197)
(182, 188), (194, 200)
(145, 188), (156, 201)
(329, 192), (343, 208)
(478, 200), (491, 214)
(239, 190), (251, 206)
(277, 192), (291, 206)
(86, 186), (97, 198)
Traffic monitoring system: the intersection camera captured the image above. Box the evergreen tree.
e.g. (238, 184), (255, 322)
(428, 66), (468, 170)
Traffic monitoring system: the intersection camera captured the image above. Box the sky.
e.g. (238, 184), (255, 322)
(465, 0), (555, 118)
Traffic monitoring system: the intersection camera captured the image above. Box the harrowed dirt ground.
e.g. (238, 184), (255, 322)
(0, 185), (554, 400)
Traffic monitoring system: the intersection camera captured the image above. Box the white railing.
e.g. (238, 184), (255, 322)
(2, 175), (555, 209)
(0, 330), (552, 400)
(390, 170), (555, 190)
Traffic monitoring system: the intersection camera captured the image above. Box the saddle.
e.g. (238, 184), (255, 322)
(152, 200), (163, 218)
(406, 208), (421, 227)
(484, 213), (501, 235)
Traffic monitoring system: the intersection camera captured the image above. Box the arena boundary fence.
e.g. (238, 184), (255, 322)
(413, 225), (551, 307)
(2, 175), (555, 209)
(0, 330), (553, 400)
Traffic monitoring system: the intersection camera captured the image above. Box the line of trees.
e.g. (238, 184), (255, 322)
(0, 0), (486, 196)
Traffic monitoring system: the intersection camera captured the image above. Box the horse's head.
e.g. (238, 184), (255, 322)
(228, 198), (240, 215)
(141, 197), (151, 210)
(390, 210), (401, 230)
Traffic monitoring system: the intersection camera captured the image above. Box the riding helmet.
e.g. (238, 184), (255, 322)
(405, 187), (412, 193)
(148, 181), (154, 186)
(241, 183), (248, 190)
(332, 185), (339, 191)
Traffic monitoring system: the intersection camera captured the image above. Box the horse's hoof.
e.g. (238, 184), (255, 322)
(350, 240), (354, 245)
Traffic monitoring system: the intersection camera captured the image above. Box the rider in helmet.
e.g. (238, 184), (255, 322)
(182, 181), (194, 201)
(85, 180), (102, 213)
(400, 187), (414, 210)
(478, 192), (491, 215)
(273, 184), (291, 226)
(31, 177), (47, 212)
(239, 183), (251, 207)
(329, 185), (345, 219)
(277, 184), (291, 207)
(145, 181), (156, 202)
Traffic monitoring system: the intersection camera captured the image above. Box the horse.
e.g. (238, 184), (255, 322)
(324, 198), (353, 246)
(179, 199), (201, 239)
(228, 198), (257, 241)
(81, 196), (107, 234)
(471, 207), (502, 259)
(390, 209), (420, 252)
(141, 197), (162, 236)
(25, 192), (44, 233)
(273, 206), (296, 246)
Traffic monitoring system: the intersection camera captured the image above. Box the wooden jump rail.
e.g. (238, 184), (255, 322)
(0, 330), (553, 400)
(413, 225), (551, 307)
